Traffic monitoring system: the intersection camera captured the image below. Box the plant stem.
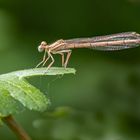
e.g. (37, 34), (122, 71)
(3, 115), (32, 140)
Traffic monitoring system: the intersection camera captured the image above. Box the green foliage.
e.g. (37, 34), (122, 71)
(0, 0), (140, 139)
(0, 67), (75, 117)
(32, 107), (103, 140)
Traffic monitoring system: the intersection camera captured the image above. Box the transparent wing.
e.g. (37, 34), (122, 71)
(91, 44), (139, 51)
(65, 32), (140, 43)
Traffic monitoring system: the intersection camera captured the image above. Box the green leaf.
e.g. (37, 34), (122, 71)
(0, 88), (24, 117)
(0, 67), (75, 117)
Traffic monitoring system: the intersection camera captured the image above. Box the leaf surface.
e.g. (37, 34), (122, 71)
(0, 67), (75, 117)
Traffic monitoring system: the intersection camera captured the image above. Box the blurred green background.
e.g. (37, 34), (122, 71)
(0, 0), (140, 140)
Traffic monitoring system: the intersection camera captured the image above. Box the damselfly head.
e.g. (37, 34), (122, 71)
(38, 41), (47, 52)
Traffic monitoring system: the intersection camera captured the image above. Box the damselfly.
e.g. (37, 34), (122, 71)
(36, 32), (140, 69)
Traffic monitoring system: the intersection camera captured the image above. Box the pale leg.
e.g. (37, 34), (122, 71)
(46, 52), (55, 70)
(42, 55), (50, 66)
(61, 53), (64, 67)
(36, 51), (47, 68)
(54, 50), (72, 68)
(64, 50), (72, 68)
(54, 52), (64, 66)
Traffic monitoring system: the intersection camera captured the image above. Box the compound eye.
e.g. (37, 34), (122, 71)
(41, 41), (47, 46)
(38, 45), (44, 52)
(38, 41), (47, 52)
